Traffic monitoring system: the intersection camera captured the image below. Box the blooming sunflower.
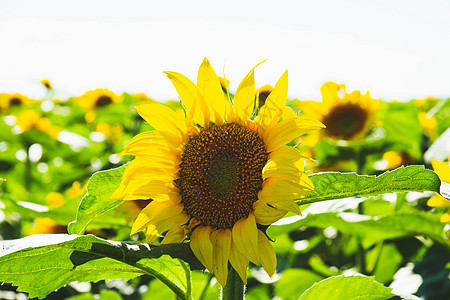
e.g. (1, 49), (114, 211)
(0, 93), (33, 113)
(15, 110), (61, 139)
(256, 84), (273, 108)
(427, 159), (450, 223)
(75, 88), (122, 123)
(113, 58), (324, 286)
(298, 82), (379, 143)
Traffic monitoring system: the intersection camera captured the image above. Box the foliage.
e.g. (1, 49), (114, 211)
(0, 87), (449, 299)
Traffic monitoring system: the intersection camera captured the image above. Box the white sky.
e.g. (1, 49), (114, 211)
(1, 0), (450, 102)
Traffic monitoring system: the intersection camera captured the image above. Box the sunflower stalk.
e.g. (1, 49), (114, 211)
(221, 267), (244, 300)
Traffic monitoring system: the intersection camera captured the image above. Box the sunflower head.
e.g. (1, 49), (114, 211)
(0, 93), (33, 112)
(15, 110), (61, 139)
(113, 58), (324, 286)
(256, 84), (273, 108)
(41, 79), (52, 90)
(300, 82), (379, 142)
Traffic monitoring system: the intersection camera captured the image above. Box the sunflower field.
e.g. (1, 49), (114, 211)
(0, 60), (449, 300)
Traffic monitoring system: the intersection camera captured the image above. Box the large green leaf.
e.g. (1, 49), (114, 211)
(298, 275), (394, 300)
(0, 234), (199, 300)
(68, 165), (127, 235)
(267, 211), (447, 247)
(297, 165), (440, 205)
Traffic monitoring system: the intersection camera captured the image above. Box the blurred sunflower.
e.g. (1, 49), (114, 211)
(113, 58), (324, 286)
(0, 93), (33, 113)
(41, 79), (53, 90)
(75, 88), (122, 123)
(427, 159), (450, 223)
(15, 110), (61, 139)
(256, 85), (273, 108)
(298, 82), (379, 144)
(29, 218), (67, 235)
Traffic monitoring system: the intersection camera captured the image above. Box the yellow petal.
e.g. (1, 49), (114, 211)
(210, 229), (232, 287)
(197, 58), (226, 125)
(264, 117), (325, 153)
(258, 70), (288, 127)
(135, 104), (186, 139)
(427, 194), (450, 207)
(258, 230), (277, 279)
(321, 82), (346, 107)
(431, 160), (450, 183)
(164, 71), (210, 127)
(130, 202), (183, 235)
(190, 226), (214, 273)
(234, 60), (266, 121)
(121, 131), (183, 157)
(253, 200), (288, 225)
(161, 226), (186, 244)
(145, 212), (189, 243)
(263, 147), (305, 179)
(231, 214), (259, 265)
(440, 211), (450, 223)
(229, 240), (249, 284)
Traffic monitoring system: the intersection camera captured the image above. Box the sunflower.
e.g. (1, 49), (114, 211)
(256, 85), (273, 108)
(113, 58), (324, 286)
(0, 93), (33, 113)
(75, 88), (122, 123)
(15, 110), (61, 139)
(298, 82), (379, 143)
(427, 159), (450, 223)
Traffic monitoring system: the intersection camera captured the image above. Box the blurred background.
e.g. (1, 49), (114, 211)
(1, 0), (450, 102)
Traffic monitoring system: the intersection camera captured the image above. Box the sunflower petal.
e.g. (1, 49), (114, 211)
(190, 226), (214, 273)
(234, 61), (265, 121)
(161, 226), (186, 244)
(197, 58), (226, 125)
(229, 240), (249, 284)
(258, 70), (288, 127)
(258, 230), (277, 279)
(164, 71), (210, 127)
(253, 200), (288, 225)
(135, 104), (186, 139)
(210, 229), (232, 287)
(130, 202), (183, 235)
(231, 214), (259, 264)
(431, 160), (450, 183)
(263, 147), (306, 179)
(427, 194), (450, 207)
(264, 117), (325, 153)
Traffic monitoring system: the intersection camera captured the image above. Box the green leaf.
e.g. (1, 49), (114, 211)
(68, 165), (127, 235)
(297, 165), (440, 206)
(298, 275), (395, 300)
(0, 234), (198, 300)
(267, 211), (447, 247)
(275, 268), (324, 300)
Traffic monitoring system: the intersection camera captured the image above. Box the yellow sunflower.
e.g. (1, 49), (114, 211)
(113, 58), (324, 286)
(256, 85), (273, 109)
(75, 88), (122, 123)
(15, 110), (61, 139)
(298, 82), (379, 143)
(0, 93), (33, 112)
(427, 159), (450, 223)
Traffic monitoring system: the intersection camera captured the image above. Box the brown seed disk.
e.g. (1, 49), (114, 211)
(177, 122), (268, 230)
(323, 103), (369, 140)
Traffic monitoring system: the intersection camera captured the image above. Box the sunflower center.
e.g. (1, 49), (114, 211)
(95, 95), (113, 107)
(9, 98), (22, 106)
(177, 122), (268, 230)
(323, 103), (368, 139)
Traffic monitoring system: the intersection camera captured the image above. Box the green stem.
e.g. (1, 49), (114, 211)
(221, 267), (244, 300)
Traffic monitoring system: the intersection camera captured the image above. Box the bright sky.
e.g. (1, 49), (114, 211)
(1, 0), (450, 102)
